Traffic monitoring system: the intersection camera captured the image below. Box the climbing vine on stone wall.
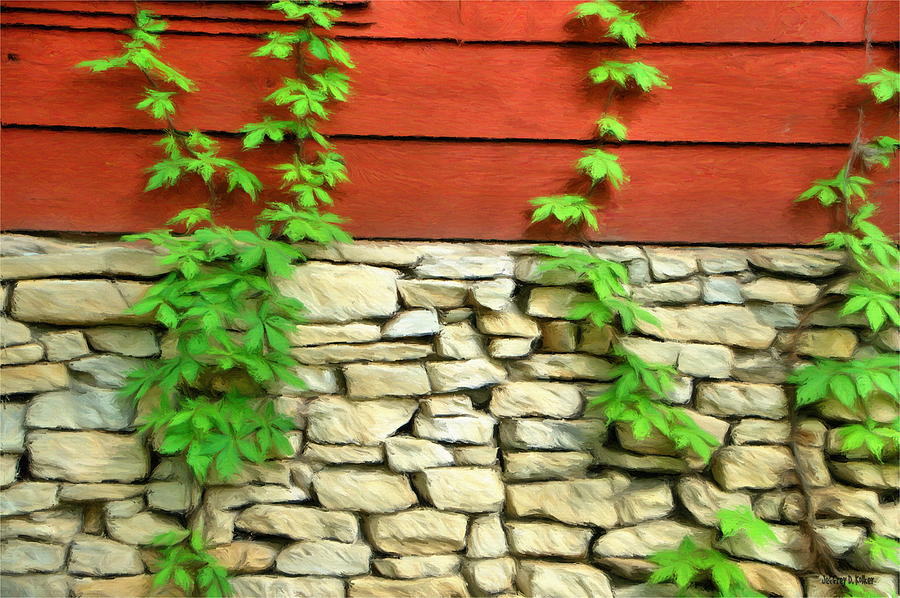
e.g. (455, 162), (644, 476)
(75, 1), (354, 595)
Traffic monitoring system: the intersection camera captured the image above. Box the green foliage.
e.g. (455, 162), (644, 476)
(796, 167), (871, 206)
(605, 11), (647, 48)
(789, 354), (899, 409)
(648, 538), (763, 598)
(858, 69), (900, 103)
(590, 61), (669, 91)
(576, 148), (628, 188)
(863, 136), (899, 167)
(865, 535), (900, 566)
(597, 114), (628, 140)
(136, 89), (177, 119)
(834, 419), (900, 462)
(716, 506), (778, 547)
(529, 196), (598, 230)
(572, 0), (622, 19)
(152, 528), (231, 597)
(843, 583), (887, 598)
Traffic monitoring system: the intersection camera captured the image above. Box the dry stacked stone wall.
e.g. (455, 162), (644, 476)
(0, 234), (897, 598)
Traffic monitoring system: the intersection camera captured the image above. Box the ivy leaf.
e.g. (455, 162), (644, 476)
(858, 69), (900, 102)
(717, 506), (778, 546)
(865, 535), (900, 566)
(167, 207), (213, 231)
(597, 115), (628, 140)
(590, 61), (668, 91)
(606, 12), (647, 48)
(572, 0), (622, 19)
(145, 159), (185, 191)
(576, 149), (628, 188)
(225, 164), (263, 201)
(529, 195), (599, 230)
(240, 117), (296, 149)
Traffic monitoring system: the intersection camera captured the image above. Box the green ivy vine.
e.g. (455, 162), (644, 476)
(76, 2), (354, 595)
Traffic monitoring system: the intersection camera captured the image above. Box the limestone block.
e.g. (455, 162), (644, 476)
(235, 505), (358, 542)
(313, 467), (417, 513)
(344, 362), (430, 398)
(275, 262), (399, 322)
(415, 467), (505, 513)
(365, 509), (468, 555)
(12, 280), (152, 325)
(27, 431), (148, 482)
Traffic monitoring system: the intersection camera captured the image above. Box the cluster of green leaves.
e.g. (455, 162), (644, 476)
(241, 0), (355, 244)
(648, 537), (763, 598)
(573, 0), (647, 48)
(589, 60), (668, 91)
(790, 73), (900, 464)
(123, 209), (306, 480)
(533, 246), (720, 461)
(716, 506), (778, 547)
(151, 529), (231, 597)
(78, 10), (261, 199)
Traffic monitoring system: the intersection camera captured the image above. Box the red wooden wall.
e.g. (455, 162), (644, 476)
(1, 1), (898, 244)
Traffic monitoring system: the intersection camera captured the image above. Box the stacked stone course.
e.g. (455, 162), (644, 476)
(0, 234), (897, 597)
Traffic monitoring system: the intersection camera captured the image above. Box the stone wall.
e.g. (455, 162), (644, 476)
(0, 234), (897, 598)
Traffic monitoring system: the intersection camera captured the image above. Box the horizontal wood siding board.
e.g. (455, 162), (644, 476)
(3, 28), (898, 144)
(1, 0), (898, 43)
(3, 129), (897, 243)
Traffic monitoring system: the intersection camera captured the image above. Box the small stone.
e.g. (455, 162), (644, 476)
(230, 576), (344, 598)
(0, 236), (167, 278)
(541, 321), (577, 352)
(374, 555), (461, 579)
(499, 419), (605, 451)
(747, 248), (844, 277)
(795, 419), (827, 447)
(415, 249), (514, 279)
(503, 451), (592, 482)
(515, 256), (581, 285)
(383, 309), (440, 338)
(280, 365), (338, 395)
(69, 534), (144, 576)
(385, 436), (454, 472)
(632, 281), (702, 304)
(205, 485), (307, 510)
(420, 395), (474, 417)
(415, 467), (504, 512)
(731, 419), (792, 445)
(27, 388), (134, 430)
(795, 445), (831, 487)
(104, 496), (144, 519)
(307, 396), (418, 446)
(453, 445), (497, 465)
(677, 343), (733, 378)
(344, 362), (431, 398)
(41, 330), (91, 361)
(314, 467), (417, 513)
(749, 303), (801, 329)
(83, 326), (159, 357)
(58, 483), (144, 502)
(578, 323), (615, 355)
(398, 279), (469, 309)
(593, 446), (689, 474)
(696, 248), (748, 274)
(676, 477), (752, 526)
(276, 540), (371, 575)
(618, 337), (681, 365)
(12, 280), (152, 325)
(0, 540), (66, 573)
(348, 575), (469, 598)
(0, 316), (31, 347)
(637, 305), (776, 349)
(516, 561), (613, 598)
(0, 574), (70, 597)
(0, 482), (58, 516)
(490, 381), (581, 418)
(796, 329), (857, 358)
(27, 431), (148, 482)
(737, 562), (803, 598)
(488, 337), (534, 358)
(366, 509), (468, 555)
(435, 321), (484, 359)
(107, 511), (185, 545)
(463, 557), (516, 594)
(468, 514), (508, 558)
(807, 305), (868, 327)
(295, 240), (421, 266)
(292, 342), (433, 365)
(733, 352), (790, 383)
(808, 484), (886, 525)
(1, 363), (68, 395)
(288, 322), (381, 346)
(831, 461), (899, 490)
(511, 353), (614, 380)
(471, 278), (516, 311)
(275, 262), (399, 323)
(0, 342), (44, 365)
(0, 454), (19, 486)
(506, 520), (592, 559)
(646, 248), (698, 280)
(713, 446), (796, 490)
(441, 308), (473, 324)
(697, 382), (788, 419)
(426, 358), (507, 392)
(593, 520), (714, 558)
(303, 443), (383, 464)
(147, 481), (200, 513)
(526, 287), (591, 319)
(68, 354), (144, 388)
(235, 505), (358, 542)
(477, 309), (540, 338)
(414, 412), (496, 445)
(702, 276), (744, 304)
(1, 403), (26, 451)
(742, 278), (821, 304)
(208, 541), (278, 573)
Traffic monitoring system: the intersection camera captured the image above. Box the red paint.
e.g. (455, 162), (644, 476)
(3, 129), (896, 243)
(2, 29), (896, 143)
(1, 1), (897, 42)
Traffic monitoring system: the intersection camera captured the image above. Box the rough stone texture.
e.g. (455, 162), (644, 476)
(0, 482), (59, 516)
(26, 388), (134, 430)
(1, 573), (71, 597)
(702, 276), (744, 304)
(506, 520), (592, 559)
(676, 343), (733, 378)
(398, 279), (469, 308)
(313, 467), (417, 513)
(633, 281), (702, 304)
(344, 362), (431, 398)
(307, 396), (417, 445)
(366, 509), (468, 555)
(1, 363), (68, 395)
(677, 477), (752, 526)
(731, 419), (792, 445)
(747, 248), (844, 277)
(426, 358), (507, 391)
(27, 431), (148, 482)
(503, 451), (592, 481)
(511, 353), (615, 381)
(385, 436), (454, 472)
(500, 418), (605, 451)
(0, 342), (44, 365)
(471, 278), (515, 311)
(382, 309), (441, 338)
(68, 535), (144, 576)
(289, 322), (382, 346)
(696, 382), (788, 419)
(593, 520), (714, 558)
(0, 539), (67, 573)
(276, 262), (399, 322)
(276, 540), (371, 575)
(489, 381), (581, 418)
(477, 309), (540, 338)
(742, 278), (821, 304)
(1, 316), (32, 346)
(517, 561), (613, 598)
(414, 467), (505, 512)
(646, 248), (698, 280)
(713, 446), (797, 490)
(293, 342), (432, 364)
(208, 541), (278, 573)
(468, 514), (508, 558)
(348, 575), (470, 598)
(463, 557), (516, 594)
(527, 287), (591, 319)
(235, 505), (358, 542)
(230, 576), (344, 598)
(12, 280), (152, 325)
(1, 453), (19, 487)
(637, 305), (776, 349)
(435, 321), (484, 359)
(375, 555), (461, 579)
(796, 328), (858, 358)
(42, 330), (90, 361)
(107, 511), (185, 545)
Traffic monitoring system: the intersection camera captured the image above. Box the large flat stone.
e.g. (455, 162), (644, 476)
(637, 305), (776, 349)
(712, 445), (796, 490)
(68, 534), (144, 576)
(313, 467), (417, 513)
(696, 382), (788, 419)
(27, 431), (148, 482)
(230, 575), (344, 598)
(414, 467), (505, 512)
(0, 482), (59, 516)
(26, 388), (135, 430)
(398, 279), (469, 308)
(517, 561), (613, 598)
(426, 358), (507, 392)
(276, 262), (399, 323)
(510, 354), (615, 381)
(507, 520), (592, 559)
(593, 520), (714, 558)
(276, 540), (371, 576)
(344, 362), (431, 398)
(0, 316), (31, 347)
(0, 539), (66, 574)
(235, 505), (358, 542)
(348, 575), (469, 598)
(306, 396), (417, 445)
(366, 509), (468, 555)
(292, 342), (432, 364)
(499, 418), (605, 451)
(0, 235), (168, 279)
(490, 381), (581, 418)
(288, 322), (381, 346)
(747, 248), (844, 277)
(12, 280), (153, 325)
(1, 363), (68, 395)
